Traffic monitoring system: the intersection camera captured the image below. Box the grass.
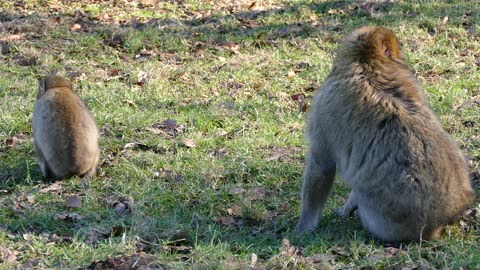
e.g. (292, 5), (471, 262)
(0, 0), (479, 269)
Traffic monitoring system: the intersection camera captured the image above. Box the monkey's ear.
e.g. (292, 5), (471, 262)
(383, 43), (392, 58)
(380, 32), (402, 60)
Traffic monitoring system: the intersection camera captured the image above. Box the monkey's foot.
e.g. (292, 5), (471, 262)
(295, 218), (318, 233)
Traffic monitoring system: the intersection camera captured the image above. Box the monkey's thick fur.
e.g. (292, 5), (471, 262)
(295, 26), (475, 241)
(33, 76), (99, 180)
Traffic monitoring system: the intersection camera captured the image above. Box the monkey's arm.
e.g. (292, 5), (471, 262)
(295, 150), (336, 233)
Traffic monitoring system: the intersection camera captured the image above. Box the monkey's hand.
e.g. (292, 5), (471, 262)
(334, 191), (358, 218)
(334, 205), (358, 218)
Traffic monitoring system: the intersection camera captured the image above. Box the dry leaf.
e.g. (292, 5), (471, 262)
(227, 204), (241, 216)
(99, 125), (110, 136)
(39, 182), (62, 193)
(122, 142), (151, 152)
(111, 225), (126, 236)
(287, 70), (296, 78)
(81, 179), (89, 191)
(54, 212), (82, 221)
(228, 186), (246, 195)
(0, 41), (10, 55)
(441, 16), (449, 25)
(385, 246), (403, 256)
(280, 238), (296, 256)
(107, 197), (134, 215)
(139, 0), (159, 7)
(291, 93), (308, 112)
(114, 203), (127, 215)
(88, 253), (159, 269)
(71, 23), (81, 31)
(216, 216), (235, 226)
(308, 253), (336, 264)
(160, 119), (178, 130)
(251, 253), (258, 267)
(15, 56), (38, 66)
(97, 13), (110, 22)
(148, 119), (185, 137)
(136, 71), (148, 86)
(209, 148), (228, 159)
(22, 234), (32, 241)
(135, 49), (157, 61)
(239, 18), (258, 28)
(5, 133), (27, 147)
(0, 246), (17, 263)
(298, 94), (307, 112)
(263, 210), (278, 221)
(107, 69), (128, 81)
(331, 246), (350, 257)
(138, 48), (156, 57)
(68, 71), (86, 80)
(247, 187), (266, 201)
(171, 246), (191, 252)
(85, 228), (106, 245)
(122, 99), (137, 107)
(220, 41), (240, 54)
(182, 139), (196, 148)
(27, 195), (35, 204)
(291, 93), (305, 101)
(462, 203), (480, 227)
(161, 245), (192, 253)
(296, 62), (310, 69)
(195, 48), (204, 57)
(66, 195), (82, 208)
(305, 83), (319, 92)
(327, 8), (345, 16)
(0, 34), (23, 41)
(22, 259), (41, 268)
(267, 146), (291, 162)
(253, 82), (263, 90)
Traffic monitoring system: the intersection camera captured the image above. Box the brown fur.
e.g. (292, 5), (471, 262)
(295, 26), (475, 242)
(33, 75), (99, 180)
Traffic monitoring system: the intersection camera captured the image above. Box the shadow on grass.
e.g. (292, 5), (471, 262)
(1, 1), (476, 61)
(0, 151), (42, 191)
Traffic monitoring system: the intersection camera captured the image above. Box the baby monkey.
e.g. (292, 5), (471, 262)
(33, 75), (99, 180)
(295, 26), (475, 241)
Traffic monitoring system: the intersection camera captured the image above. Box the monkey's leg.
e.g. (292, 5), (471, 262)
(295, 151), (336, 233)
(35, 146), (55, 180)
(423, 225), (444, 241)
(82, 150), (99, 178)
(83, 166), (97, 178)
(334, 191), (358, 218)
(40, 160), (56, 180)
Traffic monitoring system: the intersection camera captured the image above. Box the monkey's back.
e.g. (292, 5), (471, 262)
(33, 87), (99, 178)
(308, 67), (475, 233)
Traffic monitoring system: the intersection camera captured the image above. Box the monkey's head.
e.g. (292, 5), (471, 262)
(38, 75), (73, 98)
(336, 26), (404, 66)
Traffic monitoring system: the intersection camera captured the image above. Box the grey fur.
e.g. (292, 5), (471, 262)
(33, 76), (99, 180)
(295, 26), (475, 241)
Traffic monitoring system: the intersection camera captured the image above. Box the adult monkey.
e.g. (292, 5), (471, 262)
(295, 26), (475, 241)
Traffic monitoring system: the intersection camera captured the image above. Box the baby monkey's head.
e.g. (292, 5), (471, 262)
(38, 75), (73, 98)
